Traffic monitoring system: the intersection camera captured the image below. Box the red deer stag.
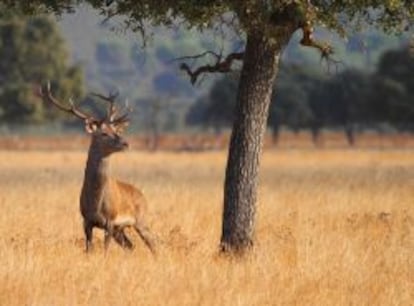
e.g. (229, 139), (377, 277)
(39, 83), (155, 254)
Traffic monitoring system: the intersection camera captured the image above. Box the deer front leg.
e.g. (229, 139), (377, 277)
(83, 221), (93, 252)
(104, 221), (114, 251)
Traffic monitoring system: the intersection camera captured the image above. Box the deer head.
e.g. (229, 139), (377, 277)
(39, 82), (132, 156)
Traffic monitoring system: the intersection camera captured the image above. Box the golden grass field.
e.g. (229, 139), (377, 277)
(0, 147), (413, 305)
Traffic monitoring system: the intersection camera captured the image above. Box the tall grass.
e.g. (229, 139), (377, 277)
(0, 149), (413, 305)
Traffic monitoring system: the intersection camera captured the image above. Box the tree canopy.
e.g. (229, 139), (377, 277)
(17, 1), (411, 31)
(0, 11), (84, 123)
(3, 1), (413, 82)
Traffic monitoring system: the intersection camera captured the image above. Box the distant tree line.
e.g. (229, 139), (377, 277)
(1, 9), (412, 142)
(186, 44), (414, 146)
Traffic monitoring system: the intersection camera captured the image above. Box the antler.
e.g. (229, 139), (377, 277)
(39, 82), (132, 130)
(113, 99), (133, 125)
(90, 91), (132, 125)
(90, 91), (119, 121)
(39, 82), (98, 122)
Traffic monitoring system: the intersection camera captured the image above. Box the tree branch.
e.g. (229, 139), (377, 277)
(171, 51), (221, 63)
(299, 2), (344, 74)
(300, 20), (334, 60)
(179, 51), (244, 85)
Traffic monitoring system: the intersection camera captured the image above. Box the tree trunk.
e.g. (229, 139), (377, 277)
(311, 123), (321, 147)
(271, 124), (280, 146)
(344, 123), (355, 147)
(220, 30), (284, 254)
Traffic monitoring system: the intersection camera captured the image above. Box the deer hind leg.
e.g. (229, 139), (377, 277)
(83, 221), (93, 252)
(133, 222), (156, 255)
(113, 228), (134, 250)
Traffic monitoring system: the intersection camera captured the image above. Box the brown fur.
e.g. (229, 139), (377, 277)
(80, 125), (156, 254)
(104, 180), (146, 223)
(39, 85), (155, 253)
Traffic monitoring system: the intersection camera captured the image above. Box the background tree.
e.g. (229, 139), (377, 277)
(186, 75), (237, 135)
(312, 70), (373, 146)
(270, 64), (322, 143)
(189, 66), (319, 144)
(4, 0), (413, 255)
(186, 96), (210, 129)
(0, 11), (84, 123)
(374, 46), (414, 130)
(207, 75), (238, 134)
(140, 96), (177, 151)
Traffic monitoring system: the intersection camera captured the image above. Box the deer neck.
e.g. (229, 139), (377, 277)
(83, 142), (111, 189)
(80, 139), (113, 223)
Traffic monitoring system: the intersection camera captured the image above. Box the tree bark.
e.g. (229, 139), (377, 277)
(220, 30), (285, 254)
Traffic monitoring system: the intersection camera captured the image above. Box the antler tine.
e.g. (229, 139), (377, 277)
(125, 98), (133, 112)
(90, 91), (119, 121)
(110, 98), (133, 125)
(39, 82), (95, 122)
(68, 98), (94, 121)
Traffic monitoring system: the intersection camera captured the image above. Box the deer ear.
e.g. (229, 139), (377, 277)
(85, 120), (98, 134)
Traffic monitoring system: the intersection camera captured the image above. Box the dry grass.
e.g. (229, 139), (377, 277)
(0, 148), (413, 305)
(1, 131), (414, 150)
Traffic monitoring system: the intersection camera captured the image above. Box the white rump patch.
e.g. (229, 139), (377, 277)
(113, 215), (135, 226)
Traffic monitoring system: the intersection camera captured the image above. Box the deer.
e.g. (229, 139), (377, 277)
(39, 83), (156, 254)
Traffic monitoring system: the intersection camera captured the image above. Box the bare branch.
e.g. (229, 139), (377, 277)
(99, 7), (119, 25)
(169, 51), (222, 64)
(179, 51), (244, 85)
(98, 3), (151, 49)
